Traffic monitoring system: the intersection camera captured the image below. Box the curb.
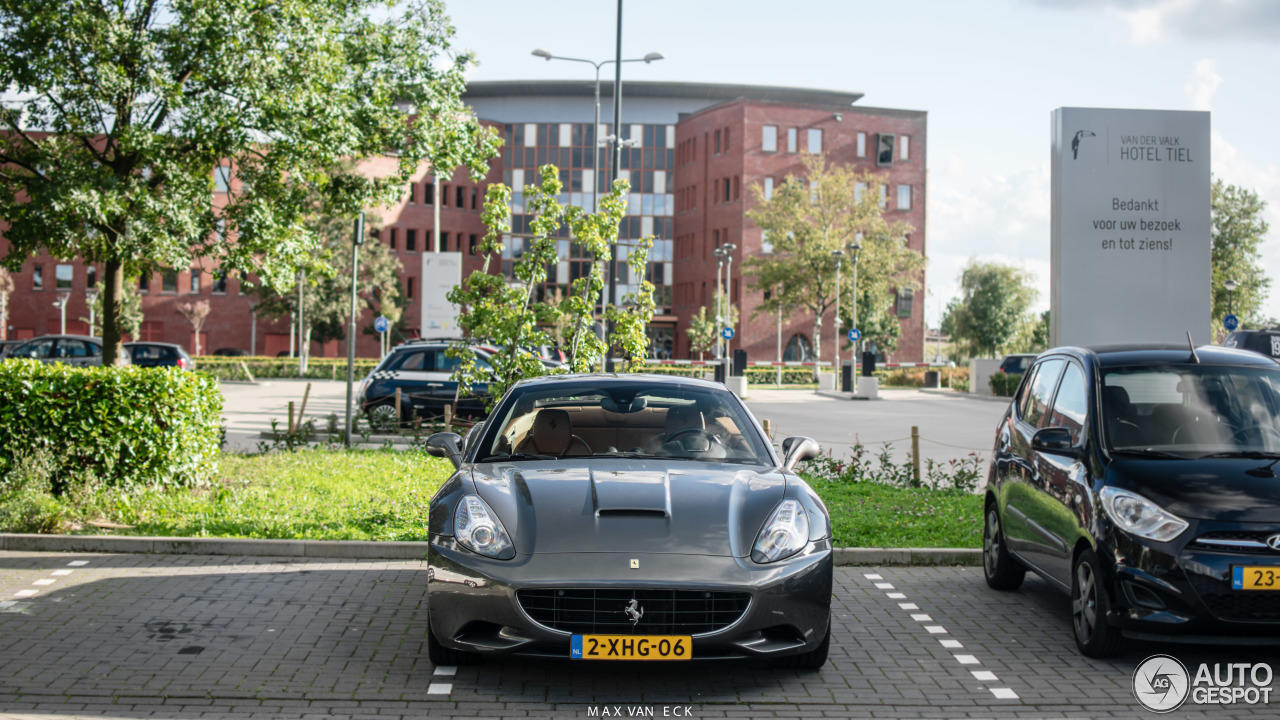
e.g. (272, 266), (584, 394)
(918, 388), (1012, 404)
(0, 534), (980, 565)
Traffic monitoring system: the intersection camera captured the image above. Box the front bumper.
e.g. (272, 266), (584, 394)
(427, 538), (833, 660)
(1104, 521), (1280, 641)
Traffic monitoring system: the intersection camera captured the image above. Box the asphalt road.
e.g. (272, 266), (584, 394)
(3, 550), (1277, 719)
(220, 380), (1010, 468)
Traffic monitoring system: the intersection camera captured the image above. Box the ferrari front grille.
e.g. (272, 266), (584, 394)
(516, 588), (750, 636)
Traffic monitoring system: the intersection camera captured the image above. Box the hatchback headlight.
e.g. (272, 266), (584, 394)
(454, 494), (515, 559)
(752, 499), (810, 563)
(1099, 487), (1188, 542)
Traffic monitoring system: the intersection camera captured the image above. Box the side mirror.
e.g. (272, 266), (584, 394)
(426, 432), (464, 468)
(1032, 427), (1078, 456)
(781, 436), (821, 472)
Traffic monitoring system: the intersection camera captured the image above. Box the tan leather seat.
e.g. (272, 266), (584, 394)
(515, 409), (591, 456)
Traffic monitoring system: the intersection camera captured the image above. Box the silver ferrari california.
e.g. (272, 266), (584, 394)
(424, 374), (832, 667)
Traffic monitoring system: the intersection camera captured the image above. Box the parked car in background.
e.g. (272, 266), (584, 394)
(998, 353), (1038, 375)
(1223, 329), (1280, 362)
(357, 341), (497, 429)
(125, 342), (192, 369)
(984, 343), (1280, 657)
(0, 339), (22, 359)
(422, 374), (829, 667)
(4, 335), (128, 366)
(211, 348), (250, 357)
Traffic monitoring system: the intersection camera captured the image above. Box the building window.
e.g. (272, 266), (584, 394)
(424, 182), (434, 205)
(761, 231), (773, 254)
(787, 128), (797, 153)
(807, 128), (822, 153)
(897, 288), (914, 318)
(469, 234), (478, 256)
(406, 229), (417, 252)
(55, 264), (73, 291)
(762, 125), (777, 152)
(32, 264), (43, 290)
(86, 266), (96, 289)
(857, 132), (867, 158)
(440, 231), (448, 252)
(407, 182), (416, 204)
(214, 165), (231, 192)
(471, 188), (478, 209)
(456, 186), (465, 208)
(441, 185), (449, 207)
(854, 182), (865, 203)
(714, 129), (721, 155)
(764, 177), (774, 200)
(724, 127), (730, 152)
(213, 270), (227, 294)
(723, 178), (731, 203)
(138, 273), (148, 293)
(900, 135), (910, 161)
(407, 276), (415, 300)
(390, 228), (398, 251)
(189, 268), (200, 293)
(897, 184), (912, 210)
(162, 269), (178, 293)
(879, 185), (887, 209)
(877, 133), (896, 166)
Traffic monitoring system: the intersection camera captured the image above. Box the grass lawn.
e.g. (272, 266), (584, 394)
(29, 450), (979, 548)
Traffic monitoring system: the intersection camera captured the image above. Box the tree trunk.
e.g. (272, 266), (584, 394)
(102, 259), (125, 366)
(811, 312), (823, 383)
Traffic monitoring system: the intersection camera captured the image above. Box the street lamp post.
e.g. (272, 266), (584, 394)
(848, 241), (863, 391)
(713, 247), (726, 359)
(53, 293), (69, 335)
(724, 243), (737, 362)
(86, 288), (99, 335)
(832, 249), (846, 376)
(1225, 278), (1239, 319)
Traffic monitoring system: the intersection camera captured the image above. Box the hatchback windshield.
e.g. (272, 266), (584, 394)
(1103, 365), (1280, 455)
(478, 381), (770, 464)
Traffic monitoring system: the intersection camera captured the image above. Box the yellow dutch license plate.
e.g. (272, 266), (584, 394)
(1232, 566), (1280, 590)
(571, 634), (692, 660)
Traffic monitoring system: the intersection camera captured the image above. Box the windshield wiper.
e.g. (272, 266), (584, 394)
(1110, 448), (1188, 459)
(477, 453), (556, 462)
(1198, 450), (1280, 459)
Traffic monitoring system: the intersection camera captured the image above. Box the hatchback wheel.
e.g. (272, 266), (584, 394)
(1071, 548), (1124, 658)
(982, 506), (1025, 590)
(367, 402), (400, 432)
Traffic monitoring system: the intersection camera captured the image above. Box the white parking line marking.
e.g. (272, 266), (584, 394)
(898, 602), (919, 610)
(972, 670), (998, 681)
(910, 613), (932, 622)
(991, 688), (1019, 699)
(433, 666), (457, 677)
(955, 654), (980, 665)
(925, 625), (947, 634)
(50, 570), (72, 576)
(863, 573), (883, 580)
(940, 639), (964, 649)
(13, 590), (38, 598)
(427, 683), (452, 695)
(874, 582), (894, 589)
(0, 601), (17, 611)
(67, 561), (89, 567)
(32, 579), (55, 586)
(886, 592), (906, 599)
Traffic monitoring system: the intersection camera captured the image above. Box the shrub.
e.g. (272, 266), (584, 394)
(0, 360), (222, 494)
(876, 366), (969, 389)
(193, 356), (379, 381)
(0, 448), (67, 532)
(989, 371), (1021, 397)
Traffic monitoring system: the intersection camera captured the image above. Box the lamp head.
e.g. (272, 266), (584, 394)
(531, 48), (553, 60)
(643, 52), (665, 63)
(724, 243), (737, 252)
(832, 249), (846, 258)
(1225, 279), (1239, 292)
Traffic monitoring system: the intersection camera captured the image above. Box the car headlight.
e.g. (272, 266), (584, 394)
(454, 494), (515, 559)
(752, 498), (810, 563)
(1099, 487), (1188, 542)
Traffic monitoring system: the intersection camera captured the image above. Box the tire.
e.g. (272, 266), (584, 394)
(982, 505), (1025, 591)
(1072, 548), (1124, 658)
(427, 620), (480, 666)
(366, 401), (400, 432)
(772, 621), (830, 670)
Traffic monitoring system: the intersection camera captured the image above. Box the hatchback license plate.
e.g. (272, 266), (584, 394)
(571, 634), (691, 660)
(1232, 566), (1280, 590)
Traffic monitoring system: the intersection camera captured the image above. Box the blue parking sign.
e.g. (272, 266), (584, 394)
(1224, 314), (1239, 331)
(848, 328), (861, 342)
(374, 315), (389, 333)
(721, 327), (735, 340)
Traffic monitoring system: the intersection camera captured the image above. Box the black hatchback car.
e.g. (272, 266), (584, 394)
(984, 344), (1280, 657)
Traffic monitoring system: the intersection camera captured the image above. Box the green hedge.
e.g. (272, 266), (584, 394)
(0, 360), (223, 492)
(194, 356), (379, 381)
(989, 371), (1020, 396)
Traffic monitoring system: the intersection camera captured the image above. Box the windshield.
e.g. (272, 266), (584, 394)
(1103, 365), (1280, 456)
(478, 380), (771, 465)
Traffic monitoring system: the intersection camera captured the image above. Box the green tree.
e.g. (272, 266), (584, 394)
(447, 166), (654, 406)
(251, 211), (402, 361)
(83, 278), (142, 339)
(686, 307), (717, 361)
(1211, 178), (1271, 330)
(0, 0), (499, 365)
(942, 261), (1038, 358)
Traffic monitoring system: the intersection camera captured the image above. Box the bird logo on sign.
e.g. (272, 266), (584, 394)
(1071, 130), (1096, 160)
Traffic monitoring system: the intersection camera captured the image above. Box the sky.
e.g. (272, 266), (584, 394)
(443, 0), (1280, 327)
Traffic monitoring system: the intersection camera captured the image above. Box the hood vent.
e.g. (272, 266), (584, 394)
(596, 508), (668, 519)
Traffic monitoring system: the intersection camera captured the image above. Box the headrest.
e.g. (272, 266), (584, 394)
(531, 409), (572, 454)
(665, 405), (704, 433)
(1102, 386), (1132, 412)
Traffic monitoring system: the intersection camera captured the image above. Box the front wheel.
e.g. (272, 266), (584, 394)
(427, 620), (481, 666)
(366, 401), (400, 432)
(1071, 548), (1124, 658)
(983, 506), (1025, 590)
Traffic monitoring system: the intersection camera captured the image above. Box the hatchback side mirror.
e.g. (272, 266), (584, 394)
(426, 432), (464, 468)
(1032, 427), (1078, 456)
(781, 436), (821, 472)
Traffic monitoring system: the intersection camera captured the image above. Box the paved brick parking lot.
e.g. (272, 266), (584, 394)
(2, 550), (1277, 719)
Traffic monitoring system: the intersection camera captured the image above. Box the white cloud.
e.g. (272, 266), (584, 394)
(1117, 6), (1167, 44)
(1183, 58), (1222, 111)
(1033, 0), (1280, 44)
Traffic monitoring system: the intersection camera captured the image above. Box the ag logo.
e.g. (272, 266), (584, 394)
(1133, 654), (1190, 713)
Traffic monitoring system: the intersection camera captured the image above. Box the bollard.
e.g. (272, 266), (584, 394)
(299, 382), (311, 428)
(288, 401), (296, 435)
(911, 426), (921, 486)
(394, 388), (402, 430)
(762, 418), (771, 440)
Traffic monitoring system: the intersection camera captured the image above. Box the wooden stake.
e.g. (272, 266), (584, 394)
(911, 425), (921, 486)
(288, 401), (296, 435)
(762, 418), (771, 440)
(394, 388), (402, 430)
(444, 404), (453, 434)
(299, 382), (311, 427)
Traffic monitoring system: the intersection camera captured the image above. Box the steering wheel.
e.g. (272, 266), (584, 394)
(1232, 424), (1280, 445)
(664, 427), (725, 451)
